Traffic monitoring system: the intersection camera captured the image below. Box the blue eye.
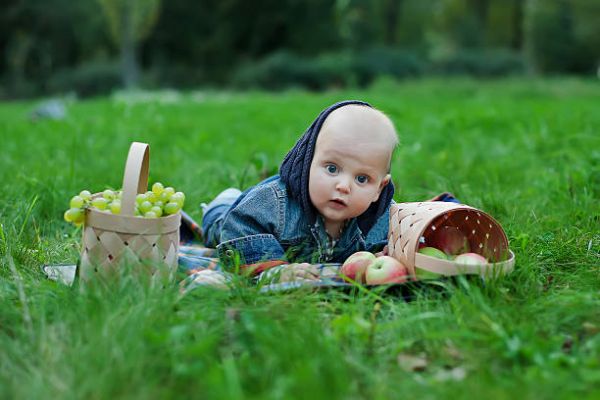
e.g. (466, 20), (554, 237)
(356, 175), (369, 184)
(326, 164), (338, 174)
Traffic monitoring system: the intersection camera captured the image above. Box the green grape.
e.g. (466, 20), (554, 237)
(151, 206), (163, 217)
(67, 207), (85, 223)
(70, 195), (84, 209)
(158, 192), (170, 203)
(103, 189), (115, 201)
(79, 190), (92, 201)
(164, 202), (180, 215)
(136, 193), (148, 205)
(110, 200), (121, 214)
(152, 182), (164, 196)
(154, 201), (164, 208)
(164, 187), (175, 197)
(145, 191), (157, 203)
(134, 207), (141, 216)
(64, 209), (73, 222)
(170, 192), (185, 207)
(139, 200), (153, 213)
(144, 211), (158, 218)
(116, 190), (123, 199)
(91, 197), (109, 210)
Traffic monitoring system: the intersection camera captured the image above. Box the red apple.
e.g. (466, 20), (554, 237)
(340, 251), (376, 283)
(428, 226), (470, 256)
(365, 256), (409, 285)
(454, 252), (487, 266)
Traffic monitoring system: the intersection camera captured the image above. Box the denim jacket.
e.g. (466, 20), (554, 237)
(215, 175), (390, 268)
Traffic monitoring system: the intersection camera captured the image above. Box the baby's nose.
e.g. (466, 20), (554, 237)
(335, 179), (351, 194)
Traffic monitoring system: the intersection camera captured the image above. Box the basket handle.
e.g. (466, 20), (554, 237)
(120, 142), (150, 216)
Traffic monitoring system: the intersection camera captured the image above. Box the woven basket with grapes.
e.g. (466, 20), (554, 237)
(388, 201), (515, 280)
(64, 142), (184, 282)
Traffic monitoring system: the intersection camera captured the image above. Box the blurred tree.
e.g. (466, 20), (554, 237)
(427, 0), (530, 61)
(1, 0), (108, 97)
(0, 0), (597, 98)
(466, 0), (489, 34)
(335, 0), (377, 50)
(570, 0), (600, 73)
(382, 0), (403, 45)
(394, 0), (435, 51)
(485, 0), (520, 48)
(98, 0), (161, 88)
(524, 0), (599, 74)
(145, 0), (339, 86)
(431, 0), (489, 50)
(511, 0), (524, 50)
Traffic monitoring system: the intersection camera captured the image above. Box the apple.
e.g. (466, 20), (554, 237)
(340, 251), (376, 283)
(428, 226), (470, 256)
(365, 256), (409, 285)
(454, 252), (487, 266)
(418, 247), (448, 260)
(416, 247), (447, 279)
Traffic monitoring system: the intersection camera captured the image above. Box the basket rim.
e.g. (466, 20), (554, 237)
(390, 203), (510, 254)
(85, 207), (181, 234)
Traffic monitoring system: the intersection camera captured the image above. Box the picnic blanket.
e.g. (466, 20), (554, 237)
(42, 241), (346, 292)
(177, 210), (350, 293)
(178, 242), (347, 294)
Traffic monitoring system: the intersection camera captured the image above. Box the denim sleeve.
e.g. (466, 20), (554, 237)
(365, 206), (390, 252)
(218, 234), (285, 267)
(216, 184), (285, 266)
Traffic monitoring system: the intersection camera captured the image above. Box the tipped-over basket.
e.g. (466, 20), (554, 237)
(79, 142), (180, 282)
(388, 201), (514, 280)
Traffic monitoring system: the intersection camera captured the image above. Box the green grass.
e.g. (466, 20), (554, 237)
(1, 78), (599, 399)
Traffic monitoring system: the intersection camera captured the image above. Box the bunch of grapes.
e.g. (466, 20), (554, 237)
(64, 182), (185, 227)
(134, 182), (185, 218)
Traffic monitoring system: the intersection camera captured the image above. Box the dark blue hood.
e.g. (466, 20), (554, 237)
(279, 100), (395, 234)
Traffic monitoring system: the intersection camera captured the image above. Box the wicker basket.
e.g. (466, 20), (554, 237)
(388, 202), (514, 279)
(79, 142), (180, 282)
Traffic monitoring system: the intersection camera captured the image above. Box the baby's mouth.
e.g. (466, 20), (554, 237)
(329, 198), (347, 208)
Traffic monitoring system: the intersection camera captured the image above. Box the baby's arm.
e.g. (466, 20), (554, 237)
(216, 184), (289, 274)
(259, 263), (320, 283)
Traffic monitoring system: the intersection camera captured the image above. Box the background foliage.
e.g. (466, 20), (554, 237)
(1, 0), (599, 98)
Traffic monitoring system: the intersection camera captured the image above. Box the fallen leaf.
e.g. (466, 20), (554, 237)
(443, 341), (463, 361)
(433, 367), (467, 382)
(582, 322), (599, 335)
(397, 353), (428, 372)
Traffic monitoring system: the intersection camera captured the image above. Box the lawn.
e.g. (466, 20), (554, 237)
(0, 78), (599, 399)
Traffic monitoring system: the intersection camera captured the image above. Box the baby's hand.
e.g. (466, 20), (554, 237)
(181, 269), (230, 294)
(278, 263), (320, 283)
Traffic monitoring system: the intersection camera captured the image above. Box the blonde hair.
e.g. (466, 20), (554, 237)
(320, 104), (399, 171)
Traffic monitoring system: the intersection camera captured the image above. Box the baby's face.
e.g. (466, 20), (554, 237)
(308, 106), (395, 234)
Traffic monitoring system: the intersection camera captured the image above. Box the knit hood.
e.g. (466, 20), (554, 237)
(279, 100), (395, 234)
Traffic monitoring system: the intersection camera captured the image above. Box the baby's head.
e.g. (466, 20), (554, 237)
(308, 104), (398, 236)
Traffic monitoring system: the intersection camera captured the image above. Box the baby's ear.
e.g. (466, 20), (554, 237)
(373, 174), (391, 202)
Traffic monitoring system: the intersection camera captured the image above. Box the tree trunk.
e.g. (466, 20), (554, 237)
(384, 0), (402, 46)
(511, 0), (524, 50)
(467, 0), (489, 42)
(121, 0), (139, 88)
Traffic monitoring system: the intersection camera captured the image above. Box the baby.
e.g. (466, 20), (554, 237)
(201, 100), (452, 281)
